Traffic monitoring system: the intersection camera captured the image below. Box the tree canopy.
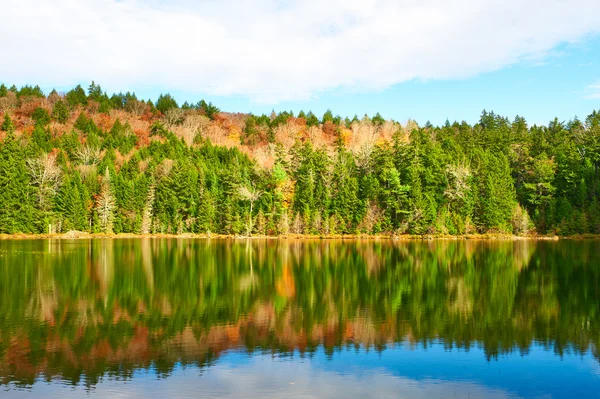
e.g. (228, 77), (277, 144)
(0, 82), (599, 236)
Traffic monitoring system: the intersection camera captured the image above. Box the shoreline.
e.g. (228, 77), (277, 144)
(0, 232), (591, 241)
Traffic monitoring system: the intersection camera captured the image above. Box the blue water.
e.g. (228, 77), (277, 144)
(4, 344), (599, 398)
(1, 239), (599, 398)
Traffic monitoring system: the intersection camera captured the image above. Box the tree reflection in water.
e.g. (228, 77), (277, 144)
(0, 238), (598, 387)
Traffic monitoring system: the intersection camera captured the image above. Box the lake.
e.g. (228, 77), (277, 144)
(0, 238), (599, 398)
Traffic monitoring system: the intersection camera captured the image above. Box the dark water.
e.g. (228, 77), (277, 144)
(0, 239), (599, 398)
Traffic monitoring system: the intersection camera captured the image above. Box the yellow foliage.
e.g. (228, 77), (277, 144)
(227, 125), (241, 144)
(339, 127), (352, 147)
(279, 179), (295, 209)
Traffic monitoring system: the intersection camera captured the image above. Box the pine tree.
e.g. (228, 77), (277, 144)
(1, 113), (14, 132)
(155, 94), (178, 114)
(330, 150), (361, 232)
(65, 85), (88, 107)
(58, 174), (89, 231)
(0, 133), (37, 233)
(32, 107), (51, 127)
(476, 151), (517, 232)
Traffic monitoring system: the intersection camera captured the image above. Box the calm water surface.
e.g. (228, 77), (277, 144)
(0, 239), (599, 398)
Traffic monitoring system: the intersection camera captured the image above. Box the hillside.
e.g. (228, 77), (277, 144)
(0, 82), (599, 236)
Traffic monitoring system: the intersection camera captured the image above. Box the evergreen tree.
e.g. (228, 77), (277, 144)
(475, 151), (517, 232)
(65, 84), (88, 107)
(155, 94), (178, 114)
(198, 100), (220, 120)
(0, 133), (38, 233)
(52, 100), (70, 123)
(57, 173), (89, 231)
(32, 107), (51, 127)
(1, 113), (14, 132)
(330, 150), (360, 232)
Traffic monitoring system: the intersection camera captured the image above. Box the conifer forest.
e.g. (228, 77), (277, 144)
(1, 82), (599, 236)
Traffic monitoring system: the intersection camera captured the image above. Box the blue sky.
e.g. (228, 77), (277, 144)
(9, 345), (600, 398)
(166, 37), (600, 126)
(2, 0), (600, 126)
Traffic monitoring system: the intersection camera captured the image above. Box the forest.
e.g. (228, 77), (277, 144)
(0, 82), (599, 236)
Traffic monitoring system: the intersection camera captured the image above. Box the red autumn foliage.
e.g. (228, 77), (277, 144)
(322, 120), (337, 137)
(16, 97), (44, 118)
(135, 129), (150, 147)
(96, 113), (113, 130)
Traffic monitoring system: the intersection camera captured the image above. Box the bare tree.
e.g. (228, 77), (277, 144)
(239, 185), (262, 236)
(444, 163), (472, 209)
(253, 144), (275, 169)
(512, 204), (532, 236)
(75, 145), (102, 166)
(0, 92), (17, 113)
(125, 99), (149, 117)
(275, 121), (302, 152)
(351, 119), (378, 171)
(140, 184), (155, 234)
(292, 212), (304, 234)
(307, 125), (327, 148)
(379, 120), (399, 142)
(173, 114), (211, 146)
(96, 168), (116, 233)
(75, 145), (102, 178)
(278, 209), (290, 235)
(26, 153), (62, 211)
(47, 90), (63, 107)
(162, 108), (185, 129)
(358, 201), (384, 234)
(404, 119), (419, 134)
(183, 114), (211, 135)
(155, 159), (174, 181)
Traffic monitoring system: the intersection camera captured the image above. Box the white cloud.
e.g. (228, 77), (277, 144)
(584, 81), (600, 99)
(12, 355), (516, 399)
(1, 0), (600, 102)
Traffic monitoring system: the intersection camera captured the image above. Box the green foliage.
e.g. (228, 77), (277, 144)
(65, 84), (88, 107)
(32, 107), (51, 126)
(57, 173), (90, 231)
(110, 91), (137, 109)
(1, 82), (600, 236)
(475, 151), (517, 232)
(74, 112), (91, 132)
(31, 125), (52, 151)
(322, 109), (334, 124)
(330, 150), (361, 232)
(372, 112), (385, 126)
(198, 99), (220, 120)
(0, 135), (38, 233)
(305, 111), (319, 127)
(87, 81), (103, 101)
(52, 100), (70, 123)
(17, 85), (44, 98)
(1, 114), (14, 132)
(0, 239), (598, 385)
(155, 93), (178, 114)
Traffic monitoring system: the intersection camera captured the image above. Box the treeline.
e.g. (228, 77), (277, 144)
(1, 82), (600, 235)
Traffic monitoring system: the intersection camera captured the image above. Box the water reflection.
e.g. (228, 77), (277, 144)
(0, 239), (599, 396)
